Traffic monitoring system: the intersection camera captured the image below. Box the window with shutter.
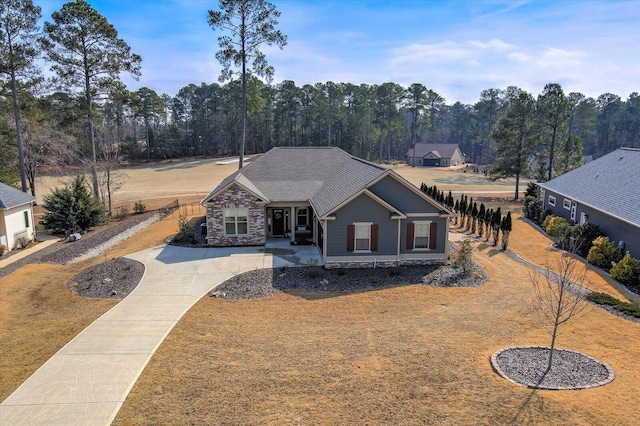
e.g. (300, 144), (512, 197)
(349, 223), (374, 252)
(409, 221), (437, 250)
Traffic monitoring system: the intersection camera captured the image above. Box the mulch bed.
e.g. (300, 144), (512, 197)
(0, 212), (155, 279)
(211, 262), (487, 300)
(66, 258), (145, 299)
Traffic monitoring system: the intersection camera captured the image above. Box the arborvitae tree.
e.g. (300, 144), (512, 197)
(460, 196), (467, 228)
(41, 174), (107, 233)
(492, 207), (502, 246)
(477, 204), (486, 238)
(501, 211), (512, 250)
(420, 182), (426, 192)
(447, 191), (453, 209)
(466, 197), (474, 230)
(439, 191), (445, 204)
(484, 208), (493, 241)
(471, 202), (479, 234)
(454, 199), (460, 225)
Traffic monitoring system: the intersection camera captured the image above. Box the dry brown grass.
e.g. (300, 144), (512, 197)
(0, 261), (117, 401)
(113, 218), (640, 425)
(0, 210), (198, 401)
(34, 157), (525, 205)
(6, 159), (636, 423)
(34, 158), (240, 205)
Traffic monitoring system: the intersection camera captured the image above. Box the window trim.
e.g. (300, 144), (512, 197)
(297, 208), (308, 227)
(548, 195), (556, 206)
(563, 198), (572, 210)
(412, 221), (431, 251)
(223, 208), (249, 236)
(354, 222), (372, 252)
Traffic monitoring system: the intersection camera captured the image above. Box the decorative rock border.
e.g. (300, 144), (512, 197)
(490, 346), (615, 390)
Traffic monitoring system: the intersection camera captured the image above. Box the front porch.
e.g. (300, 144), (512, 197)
(265, 204), (321, 247)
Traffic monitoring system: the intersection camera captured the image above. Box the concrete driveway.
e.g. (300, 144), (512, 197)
(0, 242), (321, 426)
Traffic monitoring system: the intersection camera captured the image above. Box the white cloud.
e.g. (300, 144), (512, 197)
(468, 39), (515, 51)
(508, 52), (530, 62)
(537, 48), (586, 68)
(390, 42), (472, 65)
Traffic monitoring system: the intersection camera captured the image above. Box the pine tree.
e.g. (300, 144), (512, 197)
(41, 174), (106, 234)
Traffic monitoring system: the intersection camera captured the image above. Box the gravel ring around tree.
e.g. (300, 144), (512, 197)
(491, 346), (614, 390)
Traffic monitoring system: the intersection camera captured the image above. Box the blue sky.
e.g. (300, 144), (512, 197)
(37, 0), (639, 104)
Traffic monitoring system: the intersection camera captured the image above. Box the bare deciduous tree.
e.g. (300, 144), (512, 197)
(530, 254), (591, 373)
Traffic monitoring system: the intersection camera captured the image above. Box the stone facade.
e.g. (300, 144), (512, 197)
(205, 185), (265, 246)
(324, 258), (447, 269)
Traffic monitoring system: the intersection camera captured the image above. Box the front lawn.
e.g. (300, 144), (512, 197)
(113, 216), (640, 425)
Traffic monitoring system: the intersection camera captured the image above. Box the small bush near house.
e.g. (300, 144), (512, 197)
(134, 200), (146, 214)
(610, 253), (640, 287)
(0, 244), (7, 256)
(543, 215), (568, 238)
(455, 237), (475, 277)
(571, 222), (603, 258)
(586, 236), (623, 270)
(172, 214), (195, 244)
(538, 208), (553, 226)
(586, 292), (640, 318)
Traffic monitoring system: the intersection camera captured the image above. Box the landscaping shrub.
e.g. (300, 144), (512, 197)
(522, 182), (541, 221)
(172, 214), (195, 244)
(610, 253), (640, 286)
(587, 292), (640, 318)
(587, 236), (623, 270)
(455, 237), (474, 276)
(571, 222), (603, 257)
(41, 174), (107, 233)
(133, 200), (146, 214)
(538, 208), (553, 226)
(543, 215), (568, 238)
(0, 244), (7, 256)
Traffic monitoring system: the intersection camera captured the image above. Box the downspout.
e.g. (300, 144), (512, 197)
(397, 219), (401, 264)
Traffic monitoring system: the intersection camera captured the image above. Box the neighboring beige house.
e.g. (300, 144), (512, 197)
(0, 183), (37, 251)
(406, 143), (466, 167)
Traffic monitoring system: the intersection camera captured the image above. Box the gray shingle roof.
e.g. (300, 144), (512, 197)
(0, 183), (37, 210)
(538, 148), (640, 227)
(311, 157), (387, 217)
(202, 147), (392, 216)
(406, 143), (461, 159)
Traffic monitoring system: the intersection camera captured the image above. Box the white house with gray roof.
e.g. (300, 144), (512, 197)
(0, 183), (37, 251)
(537, 148), (640, 258)
(201, 147), (454, 268)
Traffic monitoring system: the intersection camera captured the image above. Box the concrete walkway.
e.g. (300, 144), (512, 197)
(0, 235), (60, 269)
(0, 242), (322, 426)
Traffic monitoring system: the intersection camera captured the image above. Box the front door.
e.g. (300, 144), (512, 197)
(272, 209), (285, 236)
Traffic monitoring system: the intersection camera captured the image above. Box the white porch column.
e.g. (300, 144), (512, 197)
(290, 207), (295, 242)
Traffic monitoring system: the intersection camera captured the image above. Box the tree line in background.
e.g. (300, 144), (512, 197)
(2, 0), (639, 202)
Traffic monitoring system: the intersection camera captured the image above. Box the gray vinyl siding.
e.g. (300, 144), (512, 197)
(368, 176), (440, 214)
(544, 189), (640, 259)
(326, 194), (398, 257)
(399, 217), (447, 254)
